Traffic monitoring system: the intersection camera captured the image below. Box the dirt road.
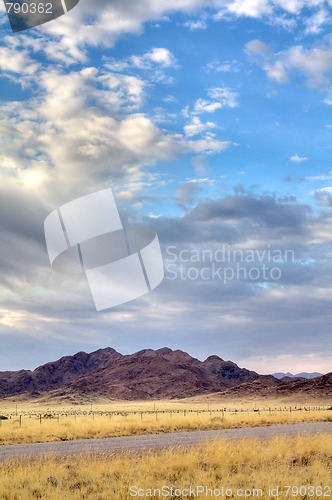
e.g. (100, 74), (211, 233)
(0, 422), (331, 461)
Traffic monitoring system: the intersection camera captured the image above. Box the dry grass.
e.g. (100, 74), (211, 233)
(0, 434), (331, 499)
(0, 402), (331, 446)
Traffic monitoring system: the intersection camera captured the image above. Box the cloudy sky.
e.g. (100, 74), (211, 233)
(0, 0), (332, 375)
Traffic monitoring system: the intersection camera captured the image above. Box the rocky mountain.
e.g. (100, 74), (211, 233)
(60, 348), (267, 400)
(215, 372), (332, 402)
(0, 348), (122, 398)
(0, 347), (330, 401)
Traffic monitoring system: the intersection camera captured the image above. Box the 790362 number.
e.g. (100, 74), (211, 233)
(284, 486), (331, 497)
(5, 3), (53, 14)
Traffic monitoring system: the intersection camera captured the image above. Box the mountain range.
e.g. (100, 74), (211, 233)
(0, 347), (331, 402)
(273, 372), (323, 380)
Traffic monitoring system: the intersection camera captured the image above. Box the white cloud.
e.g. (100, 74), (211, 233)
(219, 0), (327, 19)
(304, 8), (331, 34)
(184, 117), (217, 137)
(244, 39), (272, 58)
(267, 14), (297, 30)
(313, 186), (332, 193)
(208, 87), (239, 107)
(0, 0), (328, 71)
(290, 154), (308, 163)
(274, 0), (324, 14)
(38, 0), (211, 63)
(192, 87), (239, 114)
(0, 45), (39, 75)
(105, 48), (178, 85)
(183, 137), (233, 154)
(264, 61), (289, 83)
(12, 0), (326, 66)
(131, 48), (177, 69)
(0, 58), (234, 206)
(246, 38), (332, 91)
(104, 60), (130, 73)
(184, 19), (208, 29)
(227, 0), (273, 18)
(194, 98), (223, 114)
(188, 177), (216, 184)
(284, 44), (332, 89)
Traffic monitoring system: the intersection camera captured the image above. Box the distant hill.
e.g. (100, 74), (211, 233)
(208, 373), (332, 402)
(273, 372), (323, 380)
(0, 347), (330, 401)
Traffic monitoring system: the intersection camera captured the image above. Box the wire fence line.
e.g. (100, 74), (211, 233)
(1, 405), (331, 427)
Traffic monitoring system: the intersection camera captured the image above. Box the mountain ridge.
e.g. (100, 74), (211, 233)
(0, 347), (330, 401)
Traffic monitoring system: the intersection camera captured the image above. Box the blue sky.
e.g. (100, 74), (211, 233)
(0, 0), (332, 375)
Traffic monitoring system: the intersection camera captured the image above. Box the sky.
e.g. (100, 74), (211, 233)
(0, 0), (332, 375)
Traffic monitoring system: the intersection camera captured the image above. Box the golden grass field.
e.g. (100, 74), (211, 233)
(0, 399), (331, 446)
(0, 434), (331, 499)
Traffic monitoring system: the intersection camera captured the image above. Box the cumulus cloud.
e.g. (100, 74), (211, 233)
(1, 51), (237, 200)
(131, 48), (177, 69)
(190, 87), (239, 115)
(184, 117), (217, 137)
(194, 99), (223, 113)
(208, 87), (239, 107)
(245, 37), (332, 91)
(227, 0), (273, 18)
(34, 0), (211, 63)
(7, 0), (325, 66)
(104, 47), (178, 85)
(0, 44), (39, 75)
(215, 0), (329, 20)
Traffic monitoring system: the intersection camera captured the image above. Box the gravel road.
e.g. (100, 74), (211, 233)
(0, 422), (331, 461)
